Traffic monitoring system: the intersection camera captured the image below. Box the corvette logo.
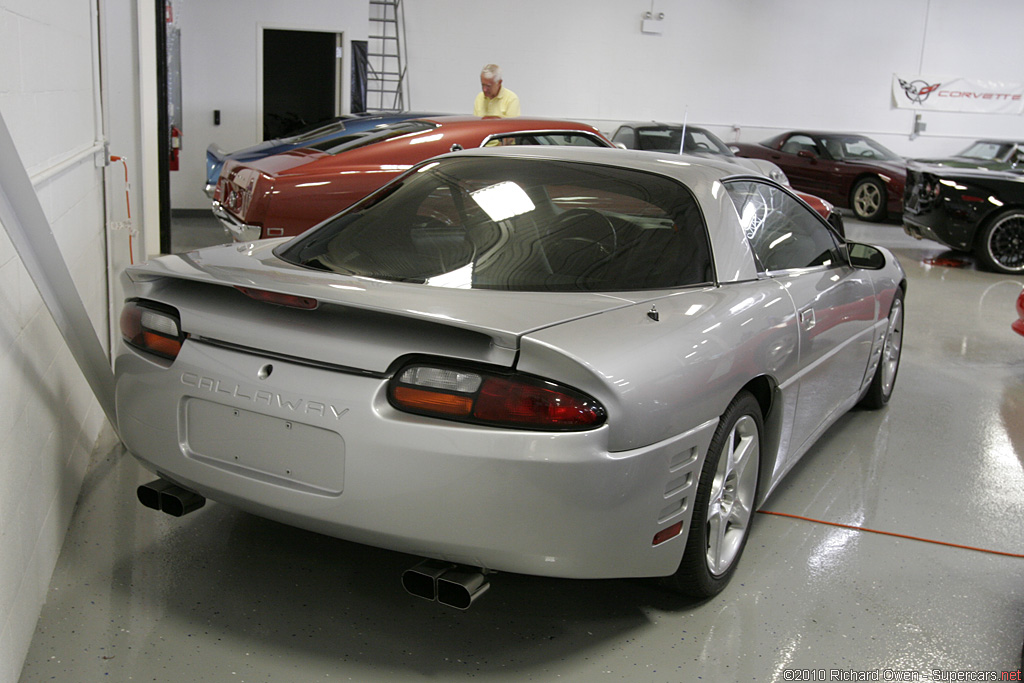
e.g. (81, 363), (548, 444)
(898, 78), (941, 104)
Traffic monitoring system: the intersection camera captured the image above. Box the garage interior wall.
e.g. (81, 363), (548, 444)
(0, 0), (143, 680)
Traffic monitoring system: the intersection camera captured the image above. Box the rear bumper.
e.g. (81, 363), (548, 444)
(211, 200), (262, 242)
(902, 214), (971, 252)
(115, 339), (715, 579)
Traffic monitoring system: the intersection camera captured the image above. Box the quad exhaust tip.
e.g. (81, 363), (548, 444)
(403, 559), (490, 610)
(137, 479), (206, 517)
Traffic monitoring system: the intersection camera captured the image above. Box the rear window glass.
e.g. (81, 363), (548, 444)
(288, 119), (348, 143)
(633, 127), (731, 156)
(483, 132), (608, 147)
(278, 156), (712, 292)
(306, 121), (438, 155)
(957, 141), (1013, 161)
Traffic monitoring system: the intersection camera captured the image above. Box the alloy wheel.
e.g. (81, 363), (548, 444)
(987, 212), (1024, 273)
(705, 414), (760, 576)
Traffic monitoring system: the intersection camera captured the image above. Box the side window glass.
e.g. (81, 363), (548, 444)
(779, 134), (817, 156)
(611, 127), (635, 148)
(724, 181), (842, 272)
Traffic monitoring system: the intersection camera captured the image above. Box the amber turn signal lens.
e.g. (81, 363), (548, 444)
(391, 386), (474, 417)
(120, 300), (185, 360)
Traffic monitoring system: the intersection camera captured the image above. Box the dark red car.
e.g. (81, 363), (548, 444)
(731, 131), (907, 222)
(1015, 288), (1024, 337)
(212, 116), (614, 240)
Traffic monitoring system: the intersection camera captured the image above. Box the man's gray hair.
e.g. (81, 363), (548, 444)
(481, 64), (503, 81)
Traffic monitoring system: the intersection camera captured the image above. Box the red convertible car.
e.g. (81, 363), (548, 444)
(212, 116), (615, 240)
(731, 131), (907, 222)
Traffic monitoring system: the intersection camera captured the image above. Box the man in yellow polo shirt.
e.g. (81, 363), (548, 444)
(474, 64), (520, 118)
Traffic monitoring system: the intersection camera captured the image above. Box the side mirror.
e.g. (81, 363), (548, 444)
(847, 242), (886, 270)
(614, 142), (627, 150)
(797, 150), (816, 160)
(728, 145), (740, 154)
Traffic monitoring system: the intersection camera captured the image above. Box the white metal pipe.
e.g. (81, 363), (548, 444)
(0, 109), (118, 432)
(29, 142), (107, 187)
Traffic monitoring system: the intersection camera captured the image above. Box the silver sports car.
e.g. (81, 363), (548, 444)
(115, 147), (905, 607)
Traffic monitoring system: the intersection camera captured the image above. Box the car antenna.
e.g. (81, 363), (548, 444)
(678, 107), (688, 155)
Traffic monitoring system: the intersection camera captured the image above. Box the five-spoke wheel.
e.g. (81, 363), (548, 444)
(851, 177), (887, 222)
(666, 392), (762, 598)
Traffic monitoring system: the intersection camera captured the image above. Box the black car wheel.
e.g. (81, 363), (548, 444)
(976, 209), (1024, 274)
(665, 392), (762, 598)
(851, 177), (887, 222)
(859, 288), (904, 409)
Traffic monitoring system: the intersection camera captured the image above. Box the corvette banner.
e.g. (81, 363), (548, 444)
(892, 74), (1024, 114)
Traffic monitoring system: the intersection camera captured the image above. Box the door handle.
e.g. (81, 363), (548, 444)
(800, 308), (816, 330)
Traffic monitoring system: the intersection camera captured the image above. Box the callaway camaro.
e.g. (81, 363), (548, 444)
(116, 147), (905, 607)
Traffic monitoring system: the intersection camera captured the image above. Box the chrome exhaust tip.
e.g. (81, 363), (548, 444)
(137, 479), (206, 517)
(437, 568), (490, 610)
(402, 559), (453, 601)
(402, 560), (491, 609)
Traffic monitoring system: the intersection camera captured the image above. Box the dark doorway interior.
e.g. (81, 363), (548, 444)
(351, 40), (368, 114)
(156, 0), (171, 254)
(263, 29), (338, 140)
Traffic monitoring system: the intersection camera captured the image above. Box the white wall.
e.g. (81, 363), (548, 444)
(170, 0), (370, 209)
(404, 0), (1024, 159)
(0, 0), (137, 680)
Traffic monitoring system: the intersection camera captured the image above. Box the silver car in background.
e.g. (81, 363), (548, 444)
(115, 147), (905, 607)
(611, 121), (791, 184)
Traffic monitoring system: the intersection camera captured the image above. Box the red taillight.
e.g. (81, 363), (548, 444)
(120, 301), (185, 360)
(388, 363), (606, 431)
(474, 377), (602, 427)
(235, 286), (318, 309)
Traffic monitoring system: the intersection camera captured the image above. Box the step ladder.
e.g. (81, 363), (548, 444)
(367, 0), (408, 112)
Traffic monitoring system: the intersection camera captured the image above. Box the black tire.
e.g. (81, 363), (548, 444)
(974, 209), (1024, 274)
(859, 288), (904, 409)
(665, 392), (762, 598)
(851, 177), (887, 222)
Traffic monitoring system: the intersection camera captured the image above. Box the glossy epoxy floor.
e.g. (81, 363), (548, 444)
(18, 217), (1024, 681)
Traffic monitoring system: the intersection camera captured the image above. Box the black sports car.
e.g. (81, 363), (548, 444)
(914, 139), (1024, 173)
(903, 164), (1024, 274)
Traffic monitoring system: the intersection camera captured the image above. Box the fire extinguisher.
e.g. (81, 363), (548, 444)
(170, 126), (182, 171)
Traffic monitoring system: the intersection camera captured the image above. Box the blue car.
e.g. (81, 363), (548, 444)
(204, 112), (442, 197)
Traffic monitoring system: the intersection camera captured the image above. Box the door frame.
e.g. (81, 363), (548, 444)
(256, 24), (348, 142)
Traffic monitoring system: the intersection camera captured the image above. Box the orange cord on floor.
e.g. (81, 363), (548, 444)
(108, 155), (134, 264)
(758, 509), (1024, 559)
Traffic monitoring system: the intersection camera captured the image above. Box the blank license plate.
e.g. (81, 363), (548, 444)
(183, 397), (344, 495)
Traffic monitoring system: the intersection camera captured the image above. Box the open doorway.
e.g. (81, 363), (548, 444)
(162, 23), (347, 255)
(262, 29), (343, 140)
